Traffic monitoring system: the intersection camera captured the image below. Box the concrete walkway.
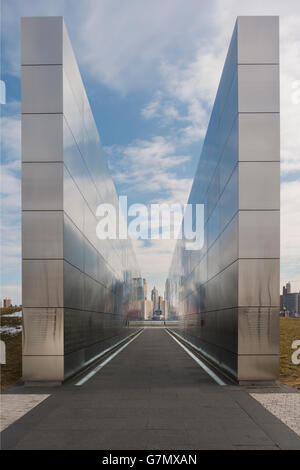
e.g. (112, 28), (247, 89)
(1, 329), (300, 450)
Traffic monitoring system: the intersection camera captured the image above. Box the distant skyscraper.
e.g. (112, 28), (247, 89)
(132, 277), (144, 302)
(282, 293), (299, 317)
(286, 282), (291, 294)
(3, 298), (11, 308)
(163, 299), (168, 319)
(151, 286), (158, 313)
(143, 300), (153, 320)
(143, 278), (147, 300)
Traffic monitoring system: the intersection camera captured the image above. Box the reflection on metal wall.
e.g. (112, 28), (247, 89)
(166, 17), (280, 382)
(21, 17), (141, 382)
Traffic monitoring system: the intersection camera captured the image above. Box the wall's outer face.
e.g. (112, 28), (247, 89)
(22, 17), (140, 382)
(166, 17), (280, 382)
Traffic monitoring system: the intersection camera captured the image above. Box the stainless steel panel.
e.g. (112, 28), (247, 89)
(219, 164), (238, 231)
(22, 65), (63, 114)
(23, 308), (64, 355)
(63, 22), (85, 116)
(22, 355), (64, 382)
(238, 259), (280, 307)
(238, 113), (280, 162)
(22, 162), (63, 210)
(63, 261), (84, 310)
(239, 210), (280, 258)
(63, 69), (85, 151)
(238, 307), (280, 355)
(219, 116), (238, 191)
(21, 16), (63, 65)
(207, 237), (220, 280)
(238, 65), (279, 113)
(219, 213), (238, 272)
(22, 260), (64, 307)
(22, 211), (63, 259)
(238, 355), (279, 382)
(206, 261), (238, 311)
(63, 166), (84, 232)
(84, 276), (106, 312)
(22, 114), (63, 162)
(237, 16), (279, 64)
(84, 203), (99, 251)
(239, 162), (280, 210)
(84, 238), (98, 280)
(216, 308), (238, 354)
(63, 214), (84, 271)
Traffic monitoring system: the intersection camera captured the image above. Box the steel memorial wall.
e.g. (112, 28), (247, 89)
(166, 16), (280, 382)
(21, 17), (141, 383)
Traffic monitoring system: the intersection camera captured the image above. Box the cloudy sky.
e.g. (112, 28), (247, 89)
(1, 0), (300, 304)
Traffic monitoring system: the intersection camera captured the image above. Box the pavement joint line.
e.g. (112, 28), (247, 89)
(75, 329), (144, 386)
(165, 329), (226, 386)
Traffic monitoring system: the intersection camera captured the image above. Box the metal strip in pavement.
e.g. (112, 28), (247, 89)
(75, 329), (144, 386)
(165, 329), (226, 386)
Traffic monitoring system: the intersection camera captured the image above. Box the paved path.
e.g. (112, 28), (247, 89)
(1, 329), (300, 450)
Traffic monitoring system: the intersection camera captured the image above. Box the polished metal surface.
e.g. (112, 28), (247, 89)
(22, 17), (141, 382)
(22, 114), (63, 162)
(22, 162), (63, 211)
(22, 211), (64, 259)
(238, 113), (280, 162)
(166, 16), (280, 382)
(237, 16), (279, 64)
(22, 65), (63, 114)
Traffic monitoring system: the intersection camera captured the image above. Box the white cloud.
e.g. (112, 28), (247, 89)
(141, 49), (225, 145)
(107, 136), (193, 204)
(75, 0), (216, 94)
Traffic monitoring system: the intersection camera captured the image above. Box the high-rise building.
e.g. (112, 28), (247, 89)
(3, 298), (12, 308)
(151, 286), (158, 313)
(281, 292), (300, 317)
(163, 299), (168, 320)
(158, 296), (163, 311)
(143, 278), (147, 300)
(143, 300), (153, 320)
(286, 282), (291, 294)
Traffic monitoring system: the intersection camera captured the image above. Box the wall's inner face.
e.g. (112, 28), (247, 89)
(166, 17), (280, 382)
(22, 17), (141, 382)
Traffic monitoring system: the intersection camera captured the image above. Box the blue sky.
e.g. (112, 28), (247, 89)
(1, 0), (300, 304)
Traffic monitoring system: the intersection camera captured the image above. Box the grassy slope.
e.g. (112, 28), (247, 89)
(279, 317), (300, 390)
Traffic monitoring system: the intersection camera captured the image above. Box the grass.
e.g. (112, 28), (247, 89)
(1, 312), (299, 391)
(279, 317), (300, 390)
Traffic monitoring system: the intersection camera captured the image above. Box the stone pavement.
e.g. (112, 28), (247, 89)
(251, 392), (300, 437)
(1, 328), (300, 450)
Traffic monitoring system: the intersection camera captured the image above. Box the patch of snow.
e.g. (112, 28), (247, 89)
(2, 311), (22, 318)
(0, 325), (22, 335)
